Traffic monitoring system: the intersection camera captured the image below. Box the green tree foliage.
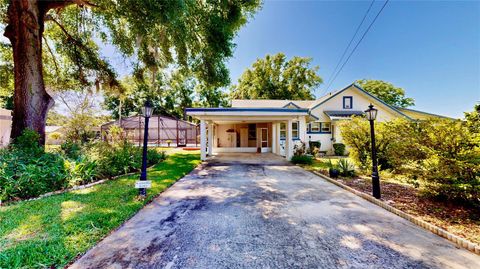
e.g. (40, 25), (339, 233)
(53, 90), (108, 143)
(104, 70), (229, 120)
(230, 53), (322, 100)
(465, 104), (480, 134)
(0, 0), (261, 144)
(356, 79), (415, 108)
(340, 117), (480, 207)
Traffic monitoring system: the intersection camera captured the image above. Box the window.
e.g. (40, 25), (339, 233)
(248, 124), (256, 140)
(310, 122), (320, 132)
(292, 122), (299, 139)
(308, 122), (331, 133)
(280, 122), (299, 139)
(321, 122), (331, 133)
(343, 96), (353, 109)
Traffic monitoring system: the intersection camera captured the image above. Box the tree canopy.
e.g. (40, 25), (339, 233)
(104, 69), (228, 121)
(230, 53), (322, 100)
(0, 0), (261, 144)
(356, 79), (415, 108)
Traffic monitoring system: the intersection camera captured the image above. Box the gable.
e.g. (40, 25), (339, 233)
(309, 84), (409, 122)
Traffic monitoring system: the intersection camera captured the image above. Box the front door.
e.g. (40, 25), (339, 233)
(260, 128), (268, 148)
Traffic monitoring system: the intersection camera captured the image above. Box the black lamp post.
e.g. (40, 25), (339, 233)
(139, 100), (153, 197)
(365, 104), (381, 199)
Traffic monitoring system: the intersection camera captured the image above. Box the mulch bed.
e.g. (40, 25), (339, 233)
(317, 170), (480, 245)
(319, 170), (480, 244)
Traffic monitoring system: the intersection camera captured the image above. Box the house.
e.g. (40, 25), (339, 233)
(0, 108), (12, 147)
(186, 83), (447, 160)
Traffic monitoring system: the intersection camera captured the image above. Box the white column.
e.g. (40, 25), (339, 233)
(200, 120), (207, 160)
(286, 119), (293, 160)
(299, 116), (308, 149)
(208, 122), (213, 156)
(271, 123), (277, 154)
(276, 122), (281, 155)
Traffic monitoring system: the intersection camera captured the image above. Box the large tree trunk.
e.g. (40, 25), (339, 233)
(4, 0), (54, 145)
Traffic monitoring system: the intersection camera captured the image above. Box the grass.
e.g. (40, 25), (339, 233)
(0, 151), (201, 268)
(303, 156), (351, 171)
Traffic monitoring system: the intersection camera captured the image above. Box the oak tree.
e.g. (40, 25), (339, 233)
(1, 0), (260, 144)
(230, 53), (322, 100)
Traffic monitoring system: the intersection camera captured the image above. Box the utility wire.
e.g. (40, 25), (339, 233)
(325, 0), (390, 92)
(323, 0), (376, 93)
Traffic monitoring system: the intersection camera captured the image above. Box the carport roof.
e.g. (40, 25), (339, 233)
(186, 107), (310, 122)
(186, 107), (309, 113)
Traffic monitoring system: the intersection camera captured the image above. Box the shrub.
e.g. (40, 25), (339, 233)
(337, 158), (356, 177)
(341, 117), (480, 207)
(0, 130), (69, 201)
(0, 129), (168, 202)
(87, 141), (165, 178)
(309, 141), (321, 150)
(291, 155), (313, 165)
(147, 149), (166, 164)
(293, 141), (306, 156)
(61, 140), (83, 160)
(333, 143), (346, 156)
(339, 117), (395, 171)
(65, 158), (98, 186)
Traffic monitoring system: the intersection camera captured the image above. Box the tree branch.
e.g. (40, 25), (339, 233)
(41, 0), (99, 12)
(42, 36), (61, 77)
(47, 15), (89, 51)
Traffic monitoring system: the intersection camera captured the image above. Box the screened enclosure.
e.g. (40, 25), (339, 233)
(100, 115), (199, 147)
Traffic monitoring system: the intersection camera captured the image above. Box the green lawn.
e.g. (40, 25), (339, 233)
(304, 156), (351, 171)
(0, 151), (200, 268)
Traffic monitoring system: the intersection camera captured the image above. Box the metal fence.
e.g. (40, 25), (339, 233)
(100, 115), (199, 147)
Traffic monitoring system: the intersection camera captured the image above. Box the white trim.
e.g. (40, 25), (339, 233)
(200, 120), (206, 160)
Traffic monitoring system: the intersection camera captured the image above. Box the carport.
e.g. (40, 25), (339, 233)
(185, 108), (311, 160)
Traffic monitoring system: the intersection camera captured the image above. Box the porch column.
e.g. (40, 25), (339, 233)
(208, 122), (213, 156)
(276, 122), (281, 154)
(271, 123), (277, 154)
(200, 120), (207, 160)
(299, 116), (308, 149)
(286, 119), (293, 160)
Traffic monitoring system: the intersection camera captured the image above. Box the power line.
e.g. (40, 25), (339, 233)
(323, 0), (376, 93)
(325, 0), (390, 92)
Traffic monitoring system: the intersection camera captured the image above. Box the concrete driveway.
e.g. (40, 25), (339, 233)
(71, 153), (480, 269)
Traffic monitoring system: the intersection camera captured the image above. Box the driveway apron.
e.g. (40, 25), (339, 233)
(70, 153), (480, 269)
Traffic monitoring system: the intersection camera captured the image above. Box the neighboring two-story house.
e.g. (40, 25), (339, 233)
(186, 83), (447, 160)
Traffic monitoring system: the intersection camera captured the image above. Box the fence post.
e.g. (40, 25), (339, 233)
(176, 119), (179, 147)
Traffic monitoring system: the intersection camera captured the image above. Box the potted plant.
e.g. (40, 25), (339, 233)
(327, 159), (340, 178)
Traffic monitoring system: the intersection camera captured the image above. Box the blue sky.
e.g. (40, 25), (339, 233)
(225, 0), (480, 118)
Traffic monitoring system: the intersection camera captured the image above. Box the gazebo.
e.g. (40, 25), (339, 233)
(100, 115), (199, 147)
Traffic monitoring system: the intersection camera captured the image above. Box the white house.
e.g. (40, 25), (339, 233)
(186, 83), (447, 160)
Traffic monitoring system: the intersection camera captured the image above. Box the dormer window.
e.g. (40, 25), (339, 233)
(343, 96), (353, 109)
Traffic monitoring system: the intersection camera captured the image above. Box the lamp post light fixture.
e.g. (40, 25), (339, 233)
(365, 104), (381, 199)
(138, 100), (153, 197)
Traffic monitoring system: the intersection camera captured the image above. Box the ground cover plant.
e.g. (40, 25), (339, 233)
(0, 151), (201, 268)
(0, 130), (166, 202)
